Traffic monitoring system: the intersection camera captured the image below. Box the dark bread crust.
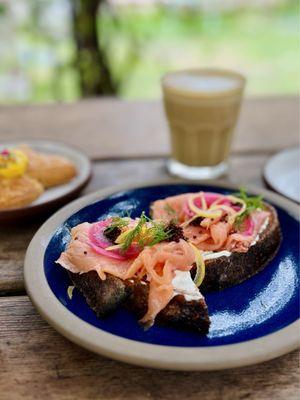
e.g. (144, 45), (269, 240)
(69, 272), (210, 334)
(126, 279), (210, 333)
(69, 270), (131, 317)
(201, 204), (282, 292)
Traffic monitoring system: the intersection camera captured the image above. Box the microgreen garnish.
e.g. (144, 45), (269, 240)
(120, 212), (148, 252)
(234, 187), (264, 228)
(113, 212), (179, 253)
(104, 211), (185, 253)
(104, 215), (130, 235)
(143, 220), (172, 247)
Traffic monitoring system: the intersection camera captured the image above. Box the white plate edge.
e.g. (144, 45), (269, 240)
(24, 178), (300, 371)
(0, 139), (92, 212)
(264, 146), (300, 203)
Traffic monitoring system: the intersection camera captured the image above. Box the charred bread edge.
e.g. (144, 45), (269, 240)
(69, 271), (210, 334)
(201, 204), (282, 292)
(150, 198), (282, 292)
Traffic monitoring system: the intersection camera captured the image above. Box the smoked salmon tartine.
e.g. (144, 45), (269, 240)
(56, 189), (281, 333)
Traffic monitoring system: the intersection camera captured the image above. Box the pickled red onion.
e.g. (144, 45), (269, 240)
(88, 219), (139, 260)
(183, 200), (194, 217)
(184, 193), (234, 217)
(89, 242), (128, 260)
(204, 193), (224, 207)
(89, 219), (112, 248)
(241, 217), (255, 236)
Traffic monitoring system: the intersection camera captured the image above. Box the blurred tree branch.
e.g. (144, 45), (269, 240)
(71, 0), (117, 97)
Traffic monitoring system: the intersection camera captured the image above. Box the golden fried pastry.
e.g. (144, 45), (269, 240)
(19, 145), (77, 188)
(0, 175), (44, 210)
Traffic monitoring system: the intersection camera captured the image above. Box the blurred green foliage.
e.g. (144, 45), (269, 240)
(100, 1), (300, 98)
(0, 0), (299, 103)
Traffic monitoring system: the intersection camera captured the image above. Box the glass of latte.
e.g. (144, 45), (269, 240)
(162, 68), (246, 179)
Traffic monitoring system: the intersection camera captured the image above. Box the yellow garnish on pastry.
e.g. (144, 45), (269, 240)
(0, 149), (28, 178)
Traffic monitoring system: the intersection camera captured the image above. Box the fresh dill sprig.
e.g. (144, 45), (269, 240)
(104, 215), (129, 234)
(145, 221), (171, 247)
(120, 212), (148, 251)
(234, 187), (264, 228)
(119, 212), (171, 252)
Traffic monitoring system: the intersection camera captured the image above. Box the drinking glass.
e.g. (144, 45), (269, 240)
(162, 68), (246, 179)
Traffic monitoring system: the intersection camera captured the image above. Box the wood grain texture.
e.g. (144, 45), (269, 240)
(85, 153), (267, 193)
(0, 223), (38, 295)
(0, 97), (298, 159)
(0, 296), (299, 400)
(0, 97), (299, 399)
(0, 154), (267, 295)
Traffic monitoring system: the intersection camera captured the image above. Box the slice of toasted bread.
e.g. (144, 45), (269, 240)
(69, 270), (131, 317)
(125, 278), (210, 333)
(68, 271), (210, 334)
(66, 202), (280, 334)
(200, 204), (282, 292)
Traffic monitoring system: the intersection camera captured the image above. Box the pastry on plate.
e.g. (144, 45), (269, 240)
(0, 175), (44, 210)
(19, 145), (77, 188)
(0, 149), (44, 210)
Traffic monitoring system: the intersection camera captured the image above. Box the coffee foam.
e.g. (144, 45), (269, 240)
(164, 72), (241, 94)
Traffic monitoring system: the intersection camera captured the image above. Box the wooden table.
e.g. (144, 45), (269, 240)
(0, 96), (299, 399)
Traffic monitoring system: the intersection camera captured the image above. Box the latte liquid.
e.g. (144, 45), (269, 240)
(162, 69), (246, 169)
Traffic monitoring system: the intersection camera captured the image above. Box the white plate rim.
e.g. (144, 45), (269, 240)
(24, 179), (300, 371)
(0, 139), (92, 216)
(264, 146), (300, 203)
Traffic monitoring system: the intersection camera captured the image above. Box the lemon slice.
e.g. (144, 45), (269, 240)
(189, 243), (205, 287)
(105, 244), (122, 251)
(0, 149), (28, 178)
(188, 195), (222, 219)
(210, 204), (238, 224)
(115, 228), (134, 244)
(226, 195), (247, 216)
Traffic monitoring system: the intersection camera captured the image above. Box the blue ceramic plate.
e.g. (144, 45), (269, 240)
(24, 180), (300, 370)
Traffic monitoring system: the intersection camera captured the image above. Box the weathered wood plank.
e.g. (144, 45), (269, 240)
(0, 223), (38, 295)
(0, 296), (299, 400)
(0, 97), (298, 159)
(0, 155), (268, 295)
(86, 153), (267, 193)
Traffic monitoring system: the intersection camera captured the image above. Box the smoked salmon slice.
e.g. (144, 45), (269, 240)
(56, 221), (200, 326)
(151, 192), (271, 253)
